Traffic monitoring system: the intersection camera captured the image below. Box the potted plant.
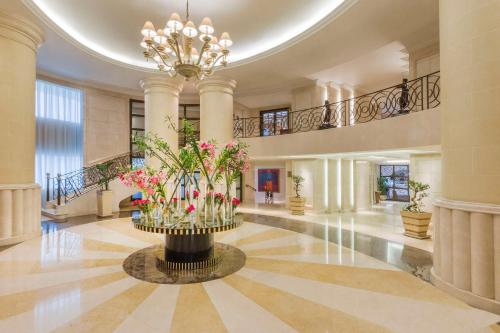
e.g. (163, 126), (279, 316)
(289, 175), (306, 215)
(96, 160), (114, 217)
(375, 177), (389, 202)
(401, 179), (431, 239)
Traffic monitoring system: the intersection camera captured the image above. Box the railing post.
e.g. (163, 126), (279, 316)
(56, 173), (62, 206)
(45, 173), (50, 202)
(426, 74), (430, 110)
(421, 77), (425, 111)
(344, 101), (348, 126)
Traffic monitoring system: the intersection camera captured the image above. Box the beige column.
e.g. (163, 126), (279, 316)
(432, 0), (500, 314)
(341, 159), (355, 212)
(197, 76), (236, 145)
(354, 161), (371, 211)
(140, 77), (183, 169)
(0, 12), (43, 246)
(312, 159), (327, 212)
(327, 159), (341, 212)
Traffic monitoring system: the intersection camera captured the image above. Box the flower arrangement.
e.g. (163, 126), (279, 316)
(119, 119), (249, 226)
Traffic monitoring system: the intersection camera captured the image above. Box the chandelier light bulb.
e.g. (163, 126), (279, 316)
(210, 37), (221, 52)
(219, 32), (233, 48)
(141, 21), (156, 38)
(191, 47), (199, 61)
(167, 13), (183, 31)
(199, 17), (214, 35)
(183, 21), (198, 38)
(153, 29), (167, 44)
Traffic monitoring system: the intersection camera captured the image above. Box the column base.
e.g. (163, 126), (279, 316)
(0, 184), (41, 246)
(431, 268), (500, 314)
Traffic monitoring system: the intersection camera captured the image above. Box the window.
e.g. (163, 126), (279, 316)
(260, 108), (289, 136)
(379, 164), (410, 202)
(130, 99), (145, 168)
(35, 80), (84, 201)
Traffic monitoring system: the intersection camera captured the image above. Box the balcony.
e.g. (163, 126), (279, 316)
(234, 72), (440, 139)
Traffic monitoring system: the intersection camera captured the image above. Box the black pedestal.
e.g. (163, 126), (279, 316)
(164, 233), (214, 263)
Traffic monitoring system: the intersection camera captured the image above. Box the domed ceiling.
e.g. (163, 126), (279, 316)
(24, 0), (349, 69)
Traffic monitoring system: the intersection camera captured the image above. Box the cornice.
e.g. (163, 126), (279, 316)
(434, 198), (500, 215)
(140, 76), (184, 96)
(0, 10), (43, 51)
(196, 76), (237, 95)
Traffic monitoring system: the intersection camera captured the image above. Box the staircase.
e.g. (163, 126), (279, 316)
(43, 151), (142, 220)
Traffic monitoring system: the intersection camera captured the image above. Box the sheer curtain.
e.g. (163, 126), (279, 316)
(35, 80), (84, 200)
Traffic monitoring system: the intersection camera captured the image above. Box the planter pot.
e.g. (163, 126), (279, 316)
(289, 197), (306, 215)
(97, 190), (113, 217)
(380, 194), (387, 201)
(374, 191), (381, 204)
(401, 210), (432, 239)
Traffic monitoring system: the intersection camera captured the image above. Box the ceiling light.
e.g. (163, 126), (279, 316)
(140, 0), (232, 80)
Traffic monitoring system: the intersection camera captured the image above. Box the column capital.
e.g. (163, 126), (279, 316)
(140, 76), (184, 97)
(196, 76), (237, 95)
(0, 11), (44, 51)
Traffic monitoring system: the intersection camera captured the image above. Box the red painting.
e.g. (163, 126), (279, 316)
(258, 169), (280, 192)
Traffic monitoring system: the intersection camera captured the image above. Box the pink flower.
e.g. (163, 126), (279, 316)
(232, 197), (241, 207)
(185, 204), (195, 214)
(146, 188), (154, 195)
(150, 176), (159, 185)
(226, 141), (236, 149)
(193, 190), (199, 199)
(172, 197), (178, 203)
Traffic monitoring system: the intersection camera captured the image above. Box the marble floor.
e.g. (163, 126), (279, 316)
(239, 204), (434, 252)
(0, 216), (498, 333)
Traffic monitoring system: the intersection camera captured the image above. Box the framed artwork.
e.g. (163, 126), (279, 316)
(258, 169), (280, 192)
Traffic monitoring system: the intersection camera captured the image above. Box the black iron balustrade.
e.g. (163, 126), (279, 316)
(45, 151), (142, 206)
(233, 71), (440, 138)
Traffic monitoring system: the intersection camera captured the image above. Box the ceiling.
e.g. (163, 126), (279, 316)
(309, 41), (409, 92)
(3, 0), (439, 97)
(24, 0), (348, 68)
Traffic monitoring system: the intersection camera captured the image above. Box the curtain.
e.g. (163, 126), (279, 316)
(35, 80), (84, 200)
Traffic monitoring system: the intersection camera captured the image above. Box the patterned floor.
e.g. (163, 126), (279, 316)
(0, 217), (498, 332)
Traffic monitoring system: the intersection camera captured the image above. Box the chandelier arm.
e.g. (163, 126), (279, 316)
(196, 41), (211, 66)
(173, 37), (184, 64)
(210, 53), (226, 69)
(149, 45), (174, 70)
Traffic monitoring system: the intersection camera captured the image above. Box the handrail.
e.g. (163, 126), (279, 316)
(233, 71), (440, 138)
(45, 151), (142, 205)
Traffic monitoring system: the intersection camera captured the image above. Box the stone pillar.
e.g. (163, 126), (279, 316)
(0, 12), (43, 246)
(312, 159), (328, 212)
(197, 76), (236, 145)
(140, 77), (183, 169)
(354, 161), (371, 211)
(327, 159), (341, 212)
(341, 159), (355, 212)
(432, 0), (500, 314)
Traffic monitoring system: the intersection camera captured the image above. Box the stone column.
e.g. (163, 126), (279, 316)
(197, 76), (236, 145)
(432, 0), (500, 314)
(341, 159), (355, 212)
(0, 12), (43, 246)
(140, 77), (183, 169)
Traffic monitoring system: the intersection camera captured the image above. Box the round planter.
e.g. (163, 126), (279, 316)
(289, 197), (306, 215)
(400, 210), (432, 239)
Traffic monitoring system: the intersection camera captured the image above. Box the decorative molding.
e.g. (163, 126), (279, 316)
(434, 198), (500, 215)
(196, 76), (237, 95)
(0, 183), (40, 190)
(140, 76), (184, 97)
(0, 10), (44, 51)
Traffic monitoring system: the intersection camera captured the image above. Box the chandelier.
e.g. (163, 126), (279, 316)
(140, 0), (232, 80)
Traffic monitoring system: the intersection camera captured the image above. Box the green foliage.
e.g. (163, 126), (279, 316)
(377, 177), (389, 195)
(96, 160), (114, 190)
(292, 175), (305, 198)
(403, 179), (430, 213)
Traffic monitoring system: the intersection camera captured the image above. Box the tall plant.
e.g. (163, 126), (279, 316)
(377, 177), (389, 195)
(403, 179), (430, 213)
(96, 160), (114, 191)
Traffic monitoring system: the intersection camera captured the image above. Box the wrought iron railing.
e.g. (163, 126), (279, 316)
(45, 151), (141, 205)
(233, 71), (440, 138)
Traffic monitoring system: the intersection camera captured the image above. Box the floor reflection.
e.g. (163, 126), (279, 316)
(241, 213), (432, 282)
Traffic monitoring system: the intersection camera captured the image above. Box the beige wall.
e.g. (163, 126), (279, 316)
(410, 153), (442, 212)
(84, 88), (131, 164)
(244, 107), (440, 158)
